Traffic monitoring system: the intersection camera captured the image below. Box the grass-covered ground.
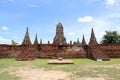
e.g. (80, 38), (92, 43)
(0, 58), (120, 80)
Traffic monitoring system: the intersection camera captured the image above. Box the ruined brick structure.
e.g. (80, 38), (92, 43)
(34, 34), (38, 45)
(22, 27), (31, 45)
(82, 35), (86, 46)
(53, 22), (66, 45)
(0, 22), (120, 61)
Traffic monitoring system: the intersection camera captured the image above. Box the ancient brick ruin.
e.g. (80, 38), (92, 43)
(53, 22), (66, 45)
(0, 22), (120, 61)
(22, 27), (31, 45)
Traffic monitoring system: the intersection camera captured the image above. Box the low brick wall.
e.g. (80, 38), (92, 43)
(99, 44), (120, 58)
(0, 44), (120, 60)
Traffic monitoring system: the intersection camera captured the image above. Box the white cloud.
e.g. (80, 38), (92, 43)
(105, 0), (119, 8)
(77, 16), (93, 23)
(77, 13), (120, 43)
(0, 37), (10, 44)
(78, 17), (111, 43)
(106, 0), (117, 5)
(68, 32), (76, 36)
(2, 26), (8, 31)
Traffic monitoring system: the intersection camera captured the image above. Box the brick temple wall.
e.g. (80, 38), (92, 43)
(87, 44), (120, 60)
(37, 44), (87, 58)
(0, 44), (22, 58)
(0, 44), (120, 59)
(87, 45), (110, 61)
(99, 44), (120, 58)
(0, 44), (87, 59)
(16, 45), (38, 61)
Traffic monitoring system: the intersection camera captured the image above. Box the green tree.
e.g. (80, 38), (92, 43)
(11, 40), (18, 45)
(101, 31), (120, 44)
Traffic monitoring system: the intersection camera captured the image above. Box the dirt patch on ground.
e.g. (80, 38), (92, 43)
(9, 66), (72, 80)
(8, 66), (107, 80)
(5, 63), (120, 80)
(77, 77), (105, 80)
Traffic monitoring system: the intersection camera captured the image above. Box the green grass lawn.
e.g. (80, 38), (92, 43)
(0, 58), (120, 80)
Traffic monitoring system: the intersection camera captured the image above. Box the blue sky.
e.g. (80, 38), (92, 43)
(1, 0), (120, 44)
